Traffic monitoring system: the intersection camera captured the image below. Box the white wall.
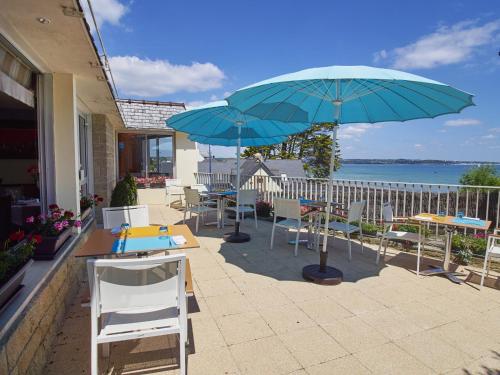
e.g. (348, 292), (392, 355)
(52, 73), (80, 214)
(175, 132), (198, 186)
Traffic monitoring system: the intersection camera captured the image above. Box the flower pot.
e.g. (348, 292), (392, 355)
(34, 228), (72, 260)
(80, 207), (92, 224)
(0, 258), (33, 310)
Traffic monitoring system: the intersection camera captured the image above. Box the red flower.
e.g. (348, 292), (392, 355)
(28, 234), (42, 245)
(49, 204), (59, 210)
(97, 197), (104, 202)
(64, 210), (75, 218)
(9, 230), (25, 242)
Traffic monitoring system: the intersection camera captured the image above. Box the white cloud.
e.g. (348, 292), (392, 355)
(489, 127), (500, 133)
(444, 118), (481, 127)
(338, 124), (382, 140)
(481, 134), (496, 140)
(81, 0), (128, 32)
(374, 19), (500, 69)
(109, 56), (226, 97)
(414, 143), (424, 150)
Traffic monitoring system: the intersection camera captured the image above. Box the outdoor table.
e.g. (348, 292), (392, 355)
(74, 224), (199, 294)
(207, 190), (237, 229)
(410, 213), (491, 284)
(291, 199), (343, 250)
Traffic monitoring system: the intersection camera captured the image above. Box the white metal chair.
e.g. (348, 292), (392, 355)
(480, 228), (500, 288)
(183, 187), (218, 233)
(270, 198), (310, 256)
(224, 189), (258, 229)
(327, 201), (366, 261)
(102, 205), (149, 229)
(166, 179), (184, 207)
(190, 184), (217, 206)
(377, 202), (424, 273)
(87, 254), (187, 375)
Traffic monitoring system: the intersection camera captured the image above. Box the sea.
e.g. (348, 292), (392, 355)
(333, 163), (500, 185)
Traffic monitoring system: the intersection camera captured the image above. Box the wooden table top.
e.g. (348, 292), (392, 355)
(74, 224), (200, 258)
(410, 213), (492, 231)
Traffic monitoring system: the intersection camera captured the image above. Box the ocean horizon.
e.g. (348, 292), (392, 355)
(333, 163), (500, 185)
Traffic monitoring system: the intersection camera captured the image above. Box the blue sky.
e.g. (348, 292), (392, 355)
(86, 0), (500, 161)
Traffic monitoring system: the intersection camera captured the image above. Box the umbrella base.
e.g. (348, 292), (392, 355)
(224, 231), (251, 243)
(302, 264), (343, 285)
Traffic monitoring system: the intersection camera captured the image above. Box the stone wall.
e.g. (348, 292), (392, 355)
(0, 227), (92, 374)
(92, 114), (116, 223)
(117, 99), (185, 129)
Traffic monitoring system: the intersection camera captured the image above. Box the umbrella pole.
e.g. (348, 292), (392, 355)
(224, 126), (250, 243)
(302, 122), (343, 285)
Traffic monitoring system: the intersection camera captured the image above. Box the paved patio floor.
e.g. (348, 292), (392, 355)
(45, 206), (500, 375)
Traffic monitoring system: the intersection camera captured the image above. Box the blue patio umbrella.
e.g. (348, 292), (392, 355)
(167, 101), (309, 243)
(227, 65), (474, 283)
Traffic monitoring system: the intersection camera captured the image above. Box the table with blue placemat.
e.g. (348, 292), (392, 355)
(410, 213), (491, 284)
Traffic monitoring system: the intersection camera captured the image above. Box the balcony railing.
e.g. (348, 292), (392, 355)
(195, 172), (500, 233)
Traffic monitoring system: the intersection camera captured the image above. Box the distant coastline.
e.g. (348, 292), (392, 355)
(341, 159), (500, 165)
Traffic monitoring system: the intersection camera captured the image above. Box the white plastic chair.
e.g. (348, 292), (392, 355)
(183, 188), (218, 233)
(166, 179), (184, 207)
(270, 198), (309, 256)
(102, 205), (149, 229)
(327, 201), (366, 261)
(224, 189), (258, 229)
(87, 254), (187, 375)
(480, 228), (500, 288)
(190, 184), (217, 206)
(377, 202), (424, 273)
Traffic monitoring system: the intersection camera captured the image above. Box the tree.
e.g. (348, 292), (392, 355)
(459, 165), (500, 187)
(241, 123), (341, 178)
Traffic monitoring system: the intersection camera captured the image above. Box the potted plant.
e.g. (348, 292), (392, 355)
(0, 230), (41, 308)
(80, 194), (104, 222)
(26, 204), (81, 260)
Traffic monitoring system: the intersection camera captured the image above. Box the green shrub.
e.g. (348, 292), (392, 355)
(455, 248), (473, 265)
(123, 173), (138, 202)
(393, 224), (431, 238)
(451, 234), (487, 256)
(110, 176), (138, 207)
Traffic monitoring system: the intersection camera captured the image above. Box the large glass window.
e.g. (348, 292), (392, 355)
(118, 133), (173, 179)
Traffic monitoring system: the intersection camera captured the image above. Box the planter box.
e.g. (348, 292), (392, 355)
(0, 258), (33, 310)
(34, 228), (72, 260)
(80, 207), (93, 225)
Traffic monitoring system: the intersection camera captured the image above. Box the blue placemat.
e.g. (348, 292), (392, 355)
(300, 199), (314, 205)
(112, 236), (177, 253)
(452, 217), (486, 227)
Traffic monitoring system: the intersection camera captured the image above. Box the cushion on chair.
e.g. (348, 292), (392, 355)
(489, 246), (500, 256)
(328, 221), (359, 234)
(275, 218), (308, 229)
(226, 205), (254, 213)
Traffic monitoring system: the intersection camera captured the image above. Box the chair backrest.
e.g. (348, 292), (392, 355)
(190, 184), (209, 193)
(382, 202), (394, 222)
(184, 187), (201, 206)
(238, 190), (258, 206)
(274, 198), (301, 220)
(102, 205), (149, 229)
(165, 178), (181, 187)
(87, 254), (186, 316)
(347, 201), (366, 223)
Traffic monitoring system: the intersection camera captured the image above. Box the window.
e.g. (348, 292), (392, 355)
(78, 115), (89, 196)
(118, 133), (173, 179)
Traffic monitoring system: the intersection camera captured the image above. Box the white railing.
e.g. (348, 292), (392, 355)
(195, 172), (500, 233)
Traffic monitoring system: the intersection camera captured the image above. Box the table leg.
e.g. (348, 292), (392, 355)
(443, 226), (453, 271)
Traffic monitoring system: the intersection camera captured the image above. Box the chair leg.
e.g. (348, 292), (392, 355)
(383, 238), (389, 259)
(183, 209), (187, 224)
(347, 232), (352, 261)
(195, 214), (199, 233)
(91, 333), (98, 375)
(254, 207), (258, 229)
(481, 252), (489, 288)
(294, 229), (300, 257)
(416, 241), (422, 276)
(359, 232), (364, 254)
(270, 223), (276, 250)
(179, 332), (186, 375)
(376, 236), (384, 264)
